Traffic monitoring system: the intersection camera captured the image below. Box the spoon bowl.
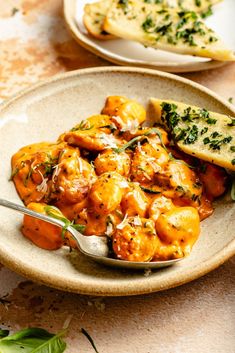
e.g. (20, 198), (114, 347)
(0, 198), (183, 270)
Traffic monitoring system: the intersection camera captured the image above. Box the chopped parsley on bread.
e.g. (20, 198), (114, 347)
(150, 98), (235, 171)
(103, 0), (234, 61)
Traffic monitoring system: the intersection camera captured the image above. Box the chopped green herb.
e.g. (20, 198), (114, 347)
(210, 131), (221, 138)
(228, 97), (233, 104)
(201, 6), (213, 19)
(113, 127), (166, 153)
(232, 159), (235, 166)
(71, 120), (94, 132)
(183, 124), (198, 144)
(11, 7), (19, 16)
(44, 205), (85, 238)
(203, 137), (210, 145)
(227, 117), (235, 127)
(142, 15), (155, 32)
(230, 146), (235, 152)
(168, 152), (196, 169)
(175, 185), (185, 194)
(195, 0), (201, 6)
(140, 186), (161, 194)
(9, 167), (19, 181)
(118, 0), (129, 14)
(205, 117), (217, 125)
(200, 127), (208, 135)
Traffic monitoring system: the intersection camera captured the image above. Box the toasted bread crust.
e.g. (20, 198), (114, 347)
(83, 1), (116, 40)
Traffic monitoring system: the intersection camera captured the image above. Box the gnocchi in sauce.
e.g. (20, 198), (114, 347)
(11, 96), (228, 262)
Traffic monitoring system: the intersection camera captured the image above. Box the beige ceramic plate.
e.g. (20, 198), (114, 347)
(0, 67), (234, 296)
(63, 0), (235, 73)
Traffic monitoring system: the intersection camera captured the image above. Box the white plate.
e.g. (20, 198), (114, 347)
(63, 0), (235, 73)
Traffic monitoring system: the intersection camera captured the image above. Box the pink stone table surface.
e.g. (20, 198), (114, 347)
(0, 1), (234, 352)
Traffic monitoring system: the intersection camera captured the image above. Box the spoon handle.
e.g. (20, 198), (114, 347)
(0, 198), (65, 229)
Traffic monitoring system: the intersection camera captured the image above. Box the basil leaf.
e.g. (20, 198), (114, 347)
(0, 328), (66, 353)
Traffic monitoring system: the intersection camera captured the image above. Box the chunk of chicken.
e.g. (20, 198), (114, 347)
(51, 146), (96, 204)
(94, 149), (131, 176)
(148, 195), (175, 221)
(131, 142), (169, 184)
(112, 217), (159, 262)
(11, 142), (66, 205)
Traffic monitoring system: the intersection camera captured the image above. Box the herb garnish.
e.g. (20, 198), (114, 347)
(227, 117), (235, 127)
(201, 6), (213, 19)
(44, 205), (85, 238)
(203, 136), (233, 150)
(118, 0), (129, 14)
(140, 186), (161, 194)
(11, 7), (19, 16)
(9, 167), (19, 181)
(70, 120), (94, 132)
(168, 152), (196, 169)
(113, 127), (166, 153)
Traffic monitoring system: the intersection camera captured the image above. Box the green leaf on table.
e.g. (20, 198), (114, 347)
(0, 327), (66, 353)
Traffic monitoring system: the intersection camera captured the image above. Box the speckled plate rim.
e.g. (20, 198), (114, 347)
(0, 66), (234, 296)
(62, 0), (227, 73)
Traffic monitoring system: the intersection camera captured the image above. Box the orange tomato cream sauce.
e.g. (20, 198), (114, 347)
(11, 96), (228, 262)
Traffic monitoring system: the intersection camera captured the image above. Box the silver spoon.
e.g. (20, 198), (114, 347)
(0, 198), (182, 270)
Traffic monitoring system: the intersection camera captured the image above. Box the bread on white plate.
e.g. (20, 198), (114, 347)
(83, 0), (222, 40)
(83, 0), (116, 40)
(103, 0), (234, 61)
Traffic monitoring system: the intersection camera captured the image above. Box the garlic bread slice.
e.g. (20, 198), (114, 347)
(104, 0), (234, 61)
(150, 98), (235, 171)
(83, 0), (116, 40)
(152, 0), (222, 13)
